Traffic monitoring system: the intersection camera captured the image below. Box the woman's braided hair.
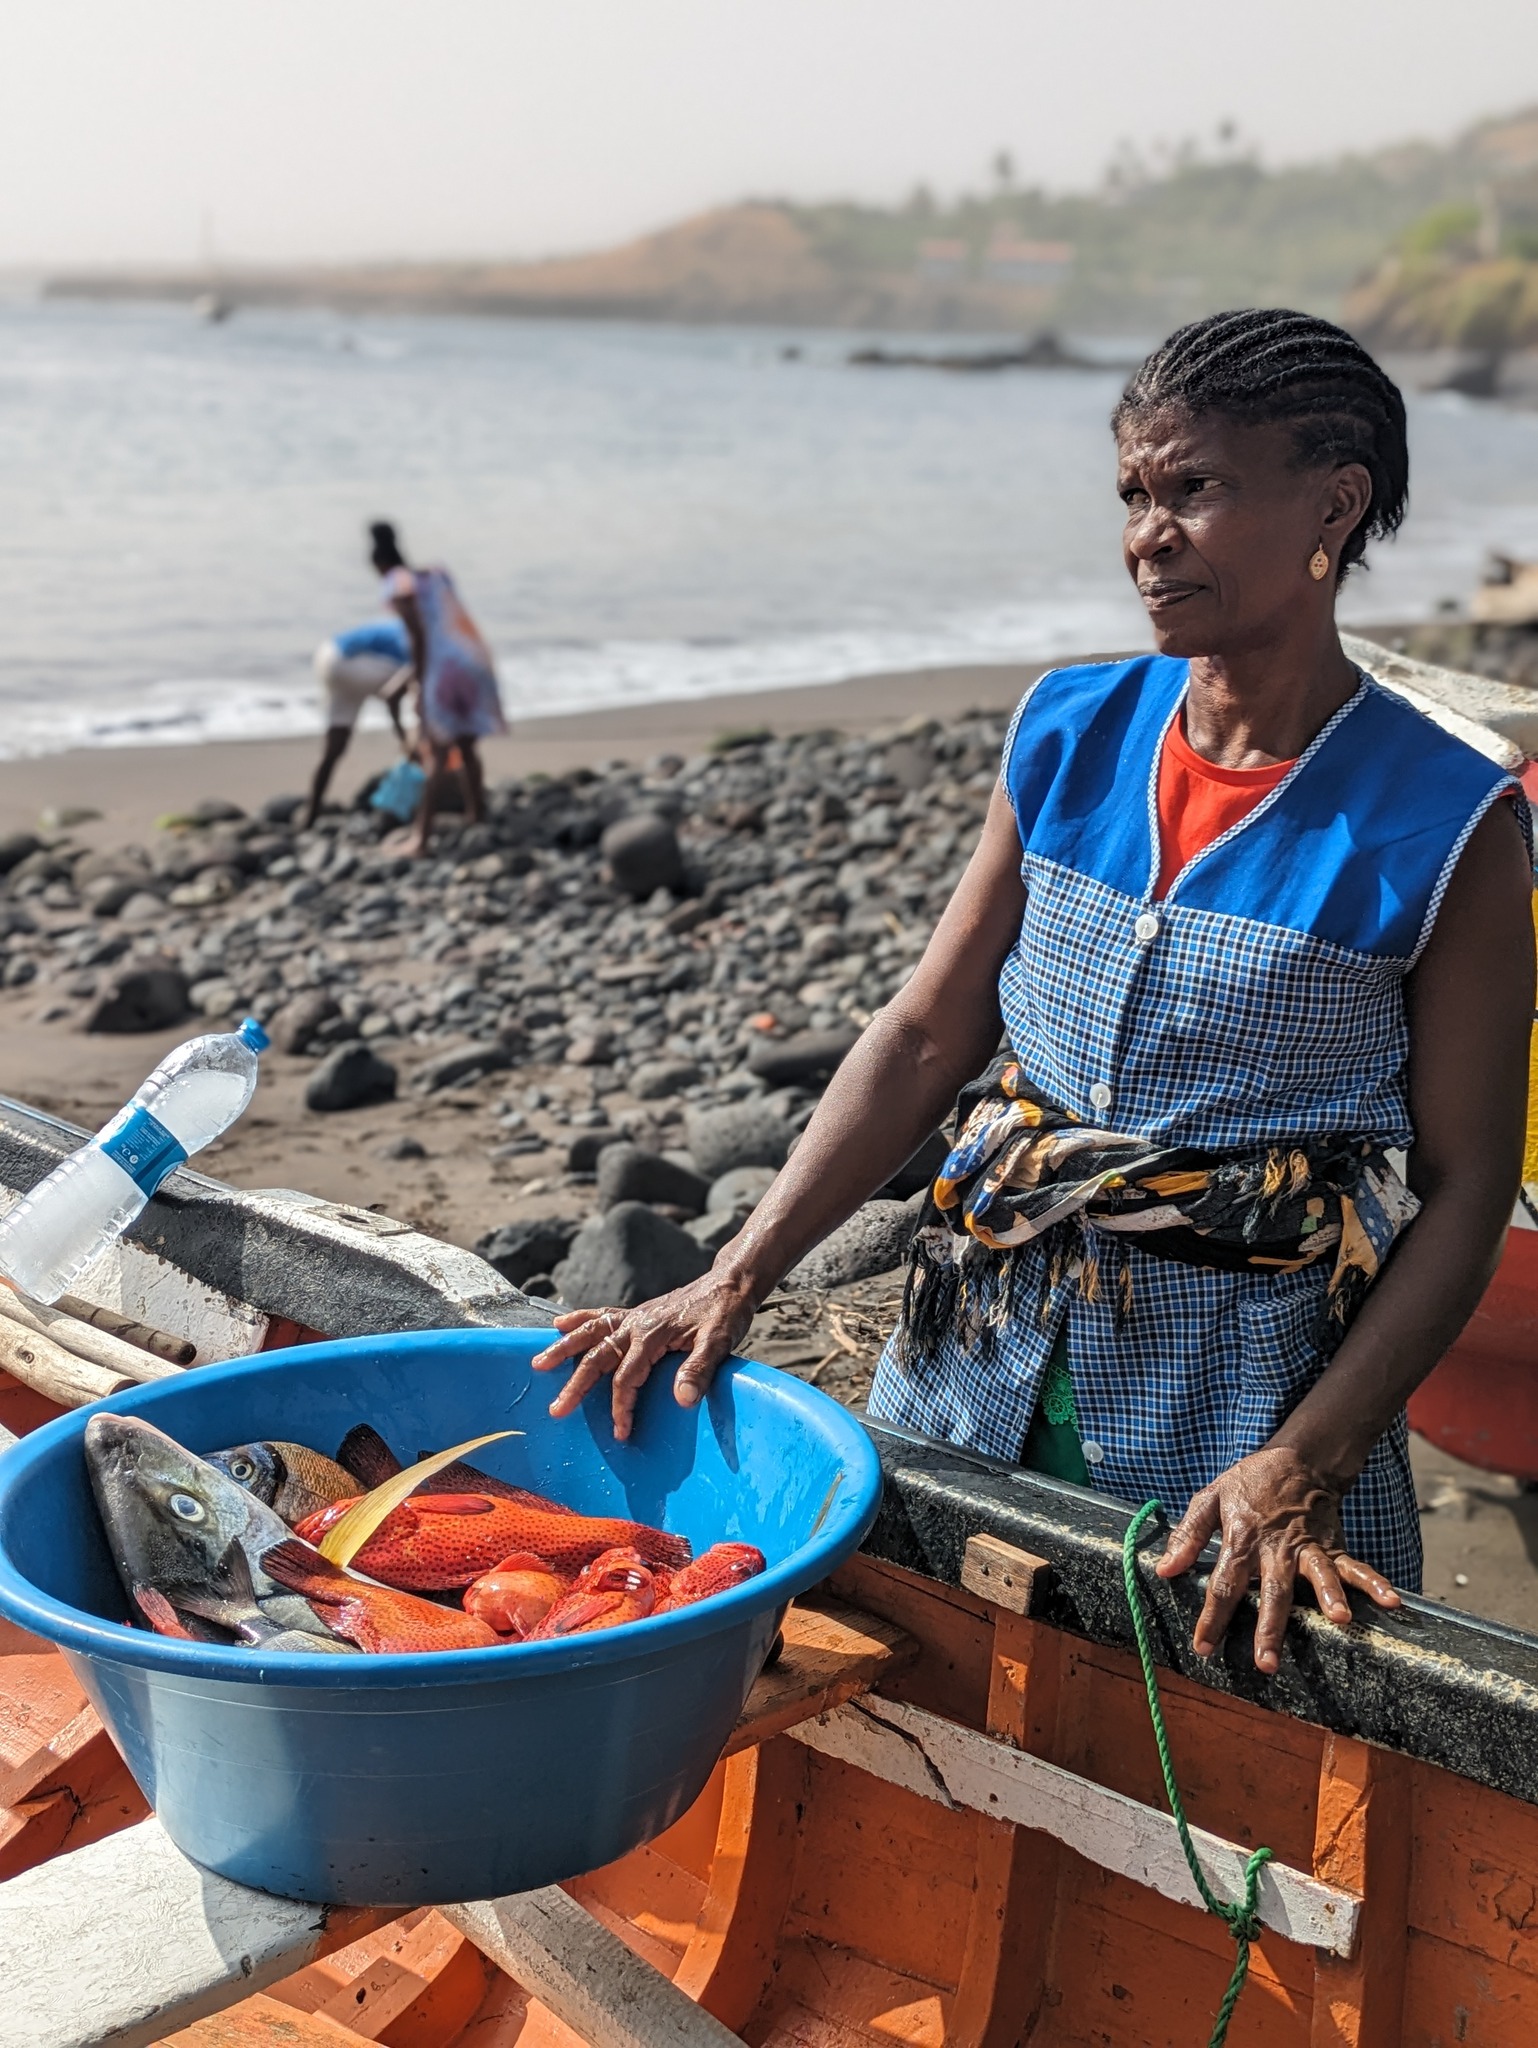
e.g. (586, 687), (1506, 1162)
(1113, 309), (1409, 577)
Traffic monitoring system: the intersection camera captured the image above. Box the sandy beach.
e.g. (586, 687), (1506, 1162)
(0, 660), (1046, 853)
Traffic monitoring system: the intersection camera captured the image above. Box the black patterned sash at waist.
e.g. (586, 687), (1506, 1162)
(897, 1058), (1420, 1365)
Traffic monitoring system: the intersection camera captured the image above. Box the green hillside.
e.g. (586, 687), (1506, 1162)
(786, 104), (1538, 333)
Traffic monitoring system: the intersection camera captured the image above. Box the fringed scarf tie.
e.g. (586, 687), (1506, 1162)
(897, 1058), (1420, 1367)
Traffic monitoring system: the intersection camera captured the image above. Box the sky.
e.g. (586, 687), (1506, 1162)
(5, 0), (1538, 269)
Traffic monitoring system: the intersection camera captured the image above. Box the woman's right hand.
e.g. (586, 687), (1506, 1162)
(530, 1266), (762, 1442)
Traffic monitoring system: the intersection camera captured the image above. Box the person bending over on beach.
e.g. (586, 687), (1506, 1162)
(302, 615), (414, 829)
(535, 310), (1536, 1672)
(369, 521), (506, 856)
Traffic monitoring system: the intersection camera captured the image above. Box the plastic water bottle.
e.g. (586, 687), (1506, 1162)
(0, 1016), (269, 1303)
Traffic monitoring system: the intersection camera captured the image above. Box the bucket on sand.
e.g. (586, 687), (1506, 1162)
(0, 1329), (881, 1905)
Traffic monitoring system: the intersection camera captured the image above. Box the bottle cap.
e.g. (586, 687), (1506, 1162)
(239, 1017), (271, 1054)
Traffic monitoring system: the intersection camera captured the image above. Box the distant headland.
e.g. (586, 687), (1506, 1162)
(44, 104), (1538, 340)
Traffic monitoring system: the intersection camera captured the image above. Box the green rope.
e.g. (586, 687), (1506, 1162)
(1122, 1500), (1274, 2048)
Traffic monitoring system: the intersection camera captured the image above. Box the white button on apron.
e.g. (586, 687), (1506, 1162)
(1081, 1440), (1105, 1465)
(1089, 1082), (1113, 1111)
(1134, 912), (1161, 943)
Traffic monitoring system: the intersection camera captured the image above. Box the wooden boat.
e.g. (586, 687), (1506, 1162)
(4, 1095), (1538, 2044)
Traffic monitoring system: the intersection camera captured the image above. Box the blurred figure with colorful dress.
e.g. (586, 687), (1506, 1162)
(368, 521), (506, 855)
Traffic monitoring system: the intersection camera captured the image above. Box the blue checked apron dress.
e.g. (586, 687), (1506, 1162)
(868, 656), (1531, 1586)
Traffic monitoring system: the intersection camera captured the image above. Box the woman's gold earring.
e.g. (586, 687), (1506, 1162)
(1309, 544), (1331, 582)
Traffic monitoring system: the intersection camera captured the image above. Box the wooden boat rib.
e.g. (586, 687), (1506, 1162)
(4, 1037), (1538, 2036)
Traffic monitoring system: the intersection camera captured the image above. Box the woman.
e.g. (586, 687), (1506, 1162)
(369, 521), (506, 855)
(534, 311), (1535, 1672)
(301, 614), (414, 829)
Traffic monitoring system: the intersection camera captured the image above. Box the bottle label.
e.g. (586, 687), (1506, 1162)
(98, 1106), (188, 1196)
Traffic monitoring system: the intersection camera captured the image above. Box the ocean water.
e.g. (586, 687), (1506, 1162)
(3, 296), (1538, 760)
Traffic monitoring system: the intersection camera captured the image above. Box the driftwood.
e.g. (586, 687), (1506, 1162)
(0, 1290), (184, 1383)
(0, 1324), (135, 1408)
(54, 1292), (197, 1367)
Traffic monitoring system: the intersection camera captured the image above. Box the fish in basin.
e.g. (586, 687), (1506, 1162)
(206, 1440), (362, 1526)
(260, 1540), (500, 1654)
(83, 1414), (354, 1653)
(335, 1423), (573, 1516)
(134, 1545), (357, 1655)
(295, 1493), (692, 1593)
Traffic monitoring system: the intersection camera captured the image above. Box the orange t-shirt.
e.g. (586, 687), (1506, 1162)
(1153, 714), (1297, 901)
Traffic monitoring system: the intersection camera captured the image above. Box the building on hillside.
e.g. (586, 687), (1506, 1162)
(983, 236), (1074, 288)
(916, 239), (969, 281)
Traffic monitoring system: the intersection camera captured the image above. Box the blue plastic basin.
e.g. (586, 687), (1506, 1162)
(0, 1330), (881, 1905)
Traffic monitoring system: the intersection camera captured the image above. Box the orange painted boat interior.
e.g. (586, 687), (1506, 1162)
(6, 1482), (1538, 2046)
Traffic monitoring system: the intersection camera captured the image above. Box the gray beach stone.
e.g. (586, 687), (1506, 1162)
(0, 833), (42, 875)
(746, 1026), (860, 1088)
(476, 1217), (581, 1286)
(706, 1164), (777, 1214)
(595, 1143), (710, 1214)
(552, 1202), (712, 1308)
(413, 1037), (520, 1093)
(115, 892), (165, 926)
(781, 1197), (922, 1292)
(629, 1056), (703, 1100)
(304, 1041), (398, 1113)
(85, 962), (191, 1034)
(268, 990), (341, 1055)
(685, 1101), (794, 1180)
(687, 1210), (747, 1252)
(601, 813), (684, 899)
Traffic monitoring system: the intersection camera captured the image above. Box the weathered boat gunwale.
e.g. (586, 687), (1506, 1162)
(860, 1412), (1538, 1810)
(0, 1096), (554, 1340)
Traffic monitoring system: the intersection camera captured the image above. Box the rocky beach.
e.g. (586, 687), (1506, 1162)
(0, 666), (1041, 1407)
(3, 647), (1537, 1623)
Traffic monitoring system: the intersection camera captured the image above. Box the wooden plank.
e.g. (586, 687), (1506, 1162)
(0, 1287), (185, 1383)
(1310, 1735), (1412, 2047)
(789, 1692), (1360, 1958)
(722, 1599), (914, 1757)
(951, 1612), (1065, 2048)
(959, 1534), (1050, 1617)
(444, 1890), (744, 2048)
(157, 1993), (367, 2044)
(673, 1741), (808, 2030)
(0, 1323), (135, 1409)
(0, 1817), (390, 2048)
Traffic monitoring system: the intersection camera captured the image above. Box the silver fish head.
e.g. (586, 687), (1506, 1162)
(84, 1414), (291, 1605)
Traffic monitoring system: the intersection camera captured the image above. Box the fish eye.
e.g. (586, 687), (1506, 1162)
(228, 1459), (255, 1481)
(168, 1493), (206, 1522)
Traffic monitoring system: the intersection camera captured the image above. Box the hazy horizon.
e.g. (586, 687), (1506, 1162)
(6, 0), (1538, 271)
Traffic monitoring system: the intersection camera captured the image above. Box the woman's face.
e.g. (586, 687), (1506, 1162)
(1115, 406), (1371, 659)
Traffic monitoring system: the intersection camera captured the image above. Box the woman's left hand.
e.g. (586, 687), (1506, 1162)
(1154, 1445), (1400, 1674)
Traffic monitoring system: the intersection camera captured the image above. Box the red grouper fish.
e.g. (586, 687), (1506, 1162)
(294, 1494), (692, 1593)
(260, 1539), (501, 1654)
(335, 1424), (574, 1516)
(528, 1548), (659, 1639)
(462, 1553), (571, 1638)
(655, 1542), (767, 1612)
